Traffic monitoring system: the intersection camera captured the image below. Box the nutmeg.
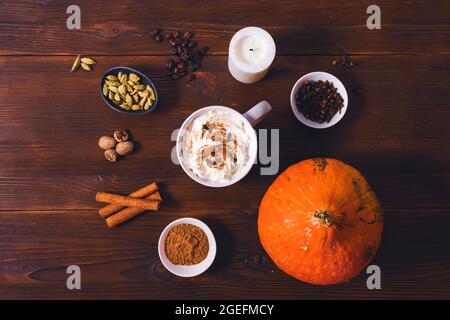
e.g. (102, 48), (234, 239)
(104, 149), (118, 162)
(98, 136), (117, 150)
(113, 128), (129, 142)
(116, 141), (134, 156)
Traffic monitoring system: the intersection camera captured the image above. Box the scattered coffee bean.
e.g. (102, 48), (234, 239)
(150, 28), (161, 36)
(184, 74), (195, 82)
(188, 40), (197, 48)
(151, 28), (208, 82)
(199, 47), (209, 56)
(183, 31), (192, 39)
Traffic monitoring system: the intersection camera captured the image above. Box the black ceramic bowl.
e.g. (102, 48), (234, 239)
(100, 66), (158, 115)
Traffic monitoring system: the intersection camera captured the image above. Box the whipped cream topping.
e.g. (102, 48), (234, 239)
(180, 110), (254, 183)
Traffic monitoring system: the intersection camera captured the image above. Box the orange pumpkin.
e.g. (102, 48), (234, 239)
(258, 158), (383, 285)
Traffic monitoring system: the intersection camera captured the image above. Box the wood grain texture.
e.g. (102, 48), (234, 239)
(0, 55), (449, 211)
(1, 209), (449, 299)
(1, 0), (450, 299)
(1, 0), (450, 55)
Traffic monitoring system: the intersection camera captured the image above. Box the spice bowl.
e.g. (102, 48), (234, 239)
(100, 66), (158, 115)
(290, 71), (348, 129)
(158, 217), (217, 277)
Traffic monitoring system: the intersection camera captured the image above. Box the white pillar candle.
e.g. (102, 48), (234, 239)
(228, 27), (276, 84)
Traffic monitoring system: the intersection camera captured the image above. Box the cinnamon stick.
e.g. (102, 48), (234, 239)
(148, 191), (163, 203)
(105, 193), (161, 228)
(96, 192), (160, 210)
(98, 183), (159, 218)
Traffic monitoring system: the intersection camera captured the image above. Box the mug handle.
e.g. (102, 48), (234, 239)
(242, 100), (272, 126)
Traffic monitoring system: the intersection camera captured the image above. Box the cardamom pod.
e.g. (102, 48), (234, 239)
(103, 71), (154, 112)
(146, 85), (154, 95)
(102, 83), (109, 96)
(139, 96), (147, 107)
(145, 97), (153, 110)
(126, 94), (132, 107)
(118, 84), (127, 95)
(108, 86), (119, 93)
(81, 57), (96, 65)
(71, 55), (81, 72)
(81, 63), (91, 71)
(129, 73), (140, 82)
(105, 80), (120, 86)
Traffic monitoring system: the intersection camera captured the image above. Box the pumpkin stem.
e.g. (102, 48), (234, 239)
(314, 210), (333, 227)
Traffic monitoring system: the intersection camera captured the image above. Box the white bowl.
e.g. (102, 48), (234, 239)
(158, 217), (217, 277)
(290, 71), (348, 129)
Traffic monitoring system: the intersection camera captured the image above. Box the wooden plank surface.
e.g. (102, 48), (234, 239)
(1, 208), (449, 299)
(1, 0), (450, 55)
(1, 0), (450, 299)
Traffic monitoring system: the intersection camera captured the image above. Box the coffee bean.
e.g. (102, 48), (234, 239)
(184, 74), (195, 82)
(150, 28), (160, 36)
(183, 31), (192, 40)
(188, 40), (197, 48)
(153, 27), (206, 83)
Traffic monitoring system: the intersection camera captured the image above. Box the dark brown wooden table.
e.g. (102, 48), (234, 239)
(1, 0), (449, 299)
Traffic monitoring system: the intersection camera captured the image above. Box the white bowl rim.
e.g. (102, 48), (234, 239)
(176, 105), (258, 188)
(290, 71), (348, 129)
(158, 217), (217, 277)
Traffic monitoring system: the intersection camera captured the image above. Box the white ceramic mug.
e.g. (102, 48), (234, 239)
(176, 101), (272, 187)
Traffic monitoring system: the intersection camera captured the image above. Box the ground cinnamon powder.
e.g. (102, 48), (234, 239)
(165, 224), (209, 265)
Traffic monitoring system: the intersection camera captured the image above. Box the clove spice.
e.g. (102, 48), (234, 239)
(295, 80), (344, 124)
